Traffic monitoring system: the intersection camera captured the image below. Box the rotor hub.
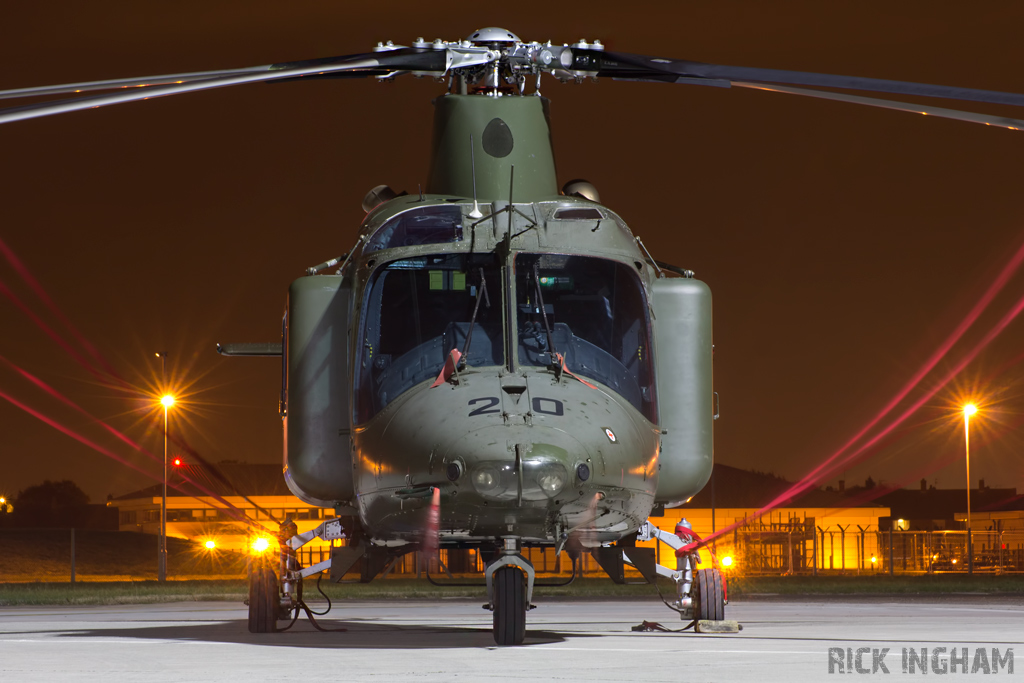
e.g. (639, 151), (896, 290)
(467, 27), (521, 44)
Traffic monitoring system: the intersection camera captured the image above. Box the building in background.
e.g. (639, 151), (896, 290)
(108, 462), (332, 562)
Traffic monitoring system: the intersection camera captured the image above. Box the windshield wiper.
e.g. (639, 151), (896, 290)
(532, 262), (559, 366)
(459, 267), (491, 369)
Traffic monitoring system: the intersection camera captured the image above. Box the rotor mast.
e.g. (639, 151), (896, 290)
(423, 28), (582, 203)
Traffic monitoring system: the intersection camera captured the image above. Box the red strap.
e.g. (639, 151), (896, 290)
(553, 352), (597, 389)
(430, 348), (463, 388)
(673, 526), (727, 599)
(675, 527), (721, 566)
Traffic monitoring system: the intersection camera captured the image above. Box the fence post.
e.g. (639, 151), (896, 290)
(837, 524), (848, 572)
(70, 528), (76, 584)
(856, 525), (866, 575)
(998, 530), (1003, 572)
(888, 526), (894, 576)
(812, 528), (817, 576)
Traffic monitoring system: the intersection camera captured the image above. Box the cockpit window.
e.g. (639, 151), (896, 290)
(363, 205), (463, 253)
(354, 254), (502, 423)
(516, 254), (656, 421)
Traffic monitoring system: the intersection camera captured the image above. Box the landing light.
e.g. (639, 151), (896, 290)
(538, 472), (564, 494)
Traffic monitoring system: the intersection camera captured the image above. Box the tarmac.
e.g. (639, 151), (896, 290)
(1, 595), (1021, 681)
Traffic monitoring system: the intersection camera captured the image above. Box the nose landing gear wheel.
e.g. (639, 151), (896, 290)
(694, 567), (725, 621)
(248, 565), (280, 633)
(492, 565), (526, 645)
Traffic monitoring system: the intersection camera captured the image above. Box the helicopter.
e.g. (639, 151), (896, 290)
(3, 26), (1024, 646)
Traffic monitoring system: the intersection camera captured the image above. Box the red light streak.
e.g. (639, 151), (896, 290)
(0, 278), (111, 386)
(0, 237), (127, 389)
(0, 355), (268, 532)
(790, 236), (1024, 498)
(698, 264), (1024, 547)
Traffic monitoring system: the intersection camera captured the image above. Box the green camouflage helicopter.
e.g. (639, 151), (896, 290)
(4, 27), (1024, 645)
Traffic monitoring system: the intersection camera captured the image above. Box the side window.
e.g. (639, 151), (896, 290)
(364, 206), (464, 252)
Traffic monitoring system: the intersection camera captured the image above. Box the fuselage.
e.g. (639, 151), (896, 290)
(348, 194), (661, 546)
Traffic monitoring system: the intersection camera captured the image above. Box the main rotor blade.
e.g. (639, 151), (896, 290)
(0, 49), (445, 125)
(0, 67), (273, 101)
(732, 81), (1024, 131)
(586, 50), (1024, 108)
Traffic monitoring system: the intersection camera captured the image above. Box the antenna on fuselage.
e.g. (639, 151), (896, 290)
(469, 134), (483, 219)
(507, 164), (514, 241)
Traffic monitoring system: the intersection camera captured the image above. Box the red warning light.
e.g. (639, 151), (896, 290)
(173, 457), (182, 467)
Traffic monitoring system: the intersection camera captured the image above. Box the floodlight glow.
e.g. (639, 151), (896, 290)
(721, 556), (734, 568)
(963, 404), (978, 417)
(251, 537), (271, 553)
(204, 540), (216, 550)
(161, 394), (175, 408)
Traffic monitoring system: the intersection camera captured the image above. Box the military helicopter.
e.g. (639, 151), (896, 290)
(4, 27), (1024, 645)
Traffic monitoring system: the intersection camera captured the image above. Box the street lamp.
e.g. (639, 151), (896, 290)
(155, 350), (171, 582)
(963, 403), (977, 575)
(158, 392), (175, 582)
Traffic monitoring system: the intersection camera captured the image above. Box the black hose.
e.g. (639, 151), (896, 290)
(277, 564), (346, 632)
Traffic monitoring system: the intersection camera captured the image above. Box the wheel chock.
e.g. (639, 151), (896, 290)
(695, 619), (742, 633)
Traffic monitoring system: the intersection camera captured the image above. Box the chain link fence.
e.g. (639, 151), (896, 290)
(715, 526), (1024, 575)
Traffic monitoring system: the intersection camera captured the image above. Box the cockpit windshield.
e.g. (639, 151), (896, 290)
(516, 254), (656, 421)
(355, 253), (502, 423)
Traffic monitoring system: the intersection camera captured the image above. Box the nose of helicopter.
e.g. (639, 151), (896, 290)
(443, 424), (592, 503)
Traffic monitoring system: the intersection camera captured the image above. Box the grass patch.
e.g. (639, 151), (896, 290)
(0, 578), (662, 606)
(3, 574), (1022, 607)
(0, 580), (248, 606)
(0, 529), (246, 582)
(728, 574), (1024, 595)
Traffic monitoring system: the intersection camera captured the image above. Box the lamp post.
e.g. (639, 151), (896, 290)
(963, 403), (977, 575)
(159, 393), (175, 581)
(155, 350), (170, 582)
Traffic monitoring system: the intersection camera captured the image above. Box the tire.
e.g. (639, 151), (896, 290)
(695, 567), (724, 621)
(492, 566), (526, 645)
(248, 565), (279, 633)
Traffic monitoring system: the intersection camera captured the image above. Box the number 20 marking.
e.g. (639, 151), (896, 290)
(467, 396), (565, 417)
(468, 397), (500, 416)
(532, 397), (564, 416)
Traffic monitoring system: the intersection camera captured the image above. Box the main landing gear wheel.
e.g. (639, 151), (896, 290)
(694, 567), (725, 621)
(492, 565), (526, 645)
(248, 565), (279, 633)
